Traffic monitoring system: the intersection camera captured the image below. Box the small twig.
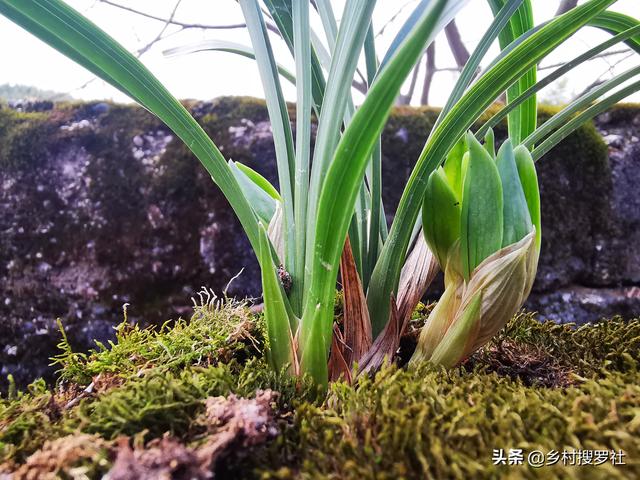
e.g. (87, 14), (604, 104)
(96, 0), (281, 35)
(97, 0), (245, 30)
(538, 48), (633, 71)
(136, 0), (183, 57)
(576, 51), (636, 97)
(376, 0), (418, 37)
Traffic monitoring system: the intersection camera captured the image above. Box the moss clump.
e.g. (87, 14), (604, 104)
(272, 362), (638, 480)
(0, 107), (55, 170)
(52, 299), (263, 385)
(2, 304), (639, 479)
(595, 102), (640, 126)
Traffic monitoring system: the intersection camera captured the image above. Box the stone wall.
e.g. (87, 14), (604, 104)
(1, 97), (639, 387)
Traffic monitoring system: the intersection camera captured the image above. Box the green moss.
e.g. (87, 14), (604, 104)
(2, 305), (639, 478)
(491, 313), (640, 377)
(251, 316), (639, 479)
(267, 363), (639, 479)
(0, 379), (64, 463)
(597, 102), (640, 125)
(53, 300), (264, 385)
(0, 107), (55, 169)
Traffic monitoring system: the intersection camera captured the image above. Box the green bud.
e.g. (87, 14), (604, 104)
(461, 132), (503, 281)
(514, 145), (541, 251)
(423, 168), (461, 269)
(496, 140), (533, 247)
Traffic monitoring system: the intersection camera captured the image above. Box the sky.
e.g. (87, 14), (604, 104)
(0, 0), (638, 106)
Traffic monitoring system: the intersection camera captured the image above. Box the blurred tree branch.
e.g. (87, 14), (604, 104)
(96, 0), (280, 34)
(136, 0), (183, 56)
(556, 0), (579, 15)
(420, 43), (437, 105)
(444, 20), (470, 68)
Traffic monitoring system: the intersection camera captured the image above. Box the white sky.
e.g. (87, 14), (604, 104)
(0, 0), (638, 105)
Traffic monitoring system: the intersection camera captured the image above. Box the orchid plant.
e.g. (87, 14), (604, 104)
(2, 0), (638, 388)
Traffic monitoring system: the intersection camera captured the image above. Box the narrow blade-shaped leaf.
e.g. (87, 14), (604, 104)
(436, 0), (525, 124)
(230, 161), (278, 224)
(523, 65), (640, 149)
(486, 0), (536, 144)
(300, 0), (450, 377)
(163, 40), (296, 86)
(239, 0), (296, 275)
(477, 24), (640, 138)
(291, 0), (313, 315)
(258, 223), (296, 373)
(263, 0), (326, 113)
(531, 78), (640, 161)
(305, 0), (377, 280)
(589, 11), (640, 53)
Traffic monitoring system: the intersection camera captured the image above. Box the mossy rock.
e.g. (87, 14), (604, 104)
(1, 302), (638, 479)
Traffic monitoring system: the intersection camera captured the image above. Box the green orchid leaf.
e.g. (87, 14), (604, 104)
(163, 40), (296, 86)
(239, 0), (296, 277)
(513, 145), (541, 251)
(423, 168), (462, 269)
(230, 161), (278, 224)
(461, 133), (504, 281)
(486, 0), (536, 144)
(258, 223), (296, 372)
(234, 162), (281, 201)
(302, 0), (450, 370)
(477, 24), (640, 139)
(263, 0), (326, 113)
(437, 0), (525, 125)
(589, 11), (640, 53)
(496, 140), (532, 247)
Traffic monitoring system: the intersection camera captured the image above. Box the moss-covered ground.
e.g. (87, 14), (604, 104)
(0, 296), (638, 479)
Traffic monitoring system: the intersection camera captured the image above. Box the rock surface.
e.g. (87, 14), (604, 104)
(0, 98), (639, 388)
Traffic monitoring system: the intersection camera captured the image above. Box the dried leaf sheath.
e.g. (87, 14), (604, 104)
(358, 296), (402, 376)
(339, 237), (373, 366)
(328, 324), (352, 383)
(396, 233), (440, 324)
